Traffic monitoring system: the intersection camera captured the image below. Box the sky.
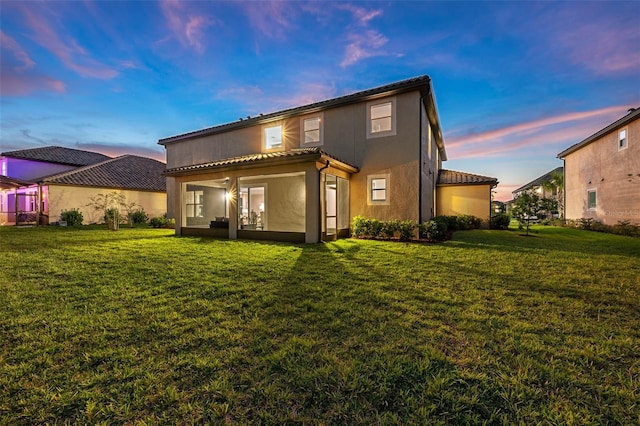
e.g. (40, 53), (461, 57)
(1, 1), (638, 201)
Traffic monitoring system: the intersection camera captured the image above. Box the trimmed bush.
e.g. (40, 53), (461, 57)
(60, 208), (83, 226)
(418, 220), (449, 241)
(129, 208), (149, 224)
(397, 220), (416, 241)
(490, 213), (510, 230)
(150, 214), (176, 229)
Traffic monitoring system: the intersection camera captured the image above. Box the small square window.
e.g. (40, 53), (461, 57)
(265, 125), (282, 149)
(303, 117), (321, 144)
(588, 190), (597, 210)
(371, 178), (387, 201)
(619, 129), (628, 150)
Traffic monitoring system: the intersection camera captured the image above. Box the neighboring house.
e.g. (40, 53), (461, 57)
(159, 75), (498, 243)
(0, 146), (167, 226)
(437, 170), (498, 220)
(557, 107), (640, 225)
(512, 166), (563, 199)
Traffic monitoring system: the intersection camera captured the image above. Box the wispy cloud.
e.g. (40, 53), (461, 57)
(19, 6), (117, 79)
(1, 31), (35, 71)
(0, 30), (66, 95)
(160, 0), (216, 54)
(240, 1), (295, 40)
(338, 4), (391, 68)
(447, 105), (631, 159)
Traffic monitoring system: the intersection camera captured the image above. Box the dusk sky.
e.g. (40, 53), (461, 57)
(1, 1), (638, 201)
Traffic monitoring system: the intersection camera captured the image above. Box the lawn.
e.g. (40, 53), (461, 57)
(1, 225), (639, 424)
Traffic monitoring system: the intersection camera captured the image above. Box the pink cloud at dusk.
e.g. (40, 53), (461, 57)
(1, 31), (35, 71)
(160, 0), (216, 54)
(337, 4), (383, 26)
(341, 30), (389, 67)
(240, 1), (295, 40)
(19, 6), (117, 80)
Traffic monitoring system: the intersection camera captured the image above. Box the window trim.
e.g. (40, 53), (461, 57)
(367, 174), (390, 205)
(186, 189), (204, 218)
(264, 124), (283, 150)
(618, 127), (628, 151)
(587, 189), (597, 211)
(366, 97), (397, 139)
(300, 114), (323, 146)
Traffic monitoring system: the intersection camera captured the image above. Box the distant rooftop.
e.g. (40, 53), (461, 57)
(513, 166), (563, 194)
(1, 146), (111, 167)
(42, 155), (166, 192)
(437, 169), (498, 186)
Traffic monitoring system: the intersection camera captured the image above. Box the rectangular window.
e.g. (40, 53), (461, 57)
(587, 190), (597, 210)
(371, 178), (387, 201)
(186, 190), (204, 218)
(367, 98), (396, 139)
(303, 117), (321, 144)
(619, 128), (628, 150)
(371, 102), (392, 133)
(1, 159), (6, 176)
(265, 125), (282, 149)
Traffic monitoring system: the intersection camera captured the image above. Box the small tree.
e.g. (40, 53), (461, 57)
(510, 190), (546, 236)
(87, 191), (125, 230)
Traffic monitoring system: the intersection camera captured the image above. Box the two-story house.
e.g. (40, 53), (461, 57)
(160, 75), (497, 243)
(557, 107), (639, 225)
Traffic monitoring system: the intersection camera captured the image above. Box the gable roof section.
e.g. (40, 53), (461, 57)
(42, 155), (166, 192)
(437, 169), (498, 187)
(512, 166), (563, 194)
(164, 147), (359, 176)
(0, 175), (35, 190)
(557, 107), (640, 158)
(1, 146), (111, 166)
(159, 75), (447, 161)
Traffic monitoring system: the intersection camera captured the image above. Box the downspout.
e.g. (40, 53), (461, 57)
(419, 96), (423, 223)
(318, 160), (330, 242)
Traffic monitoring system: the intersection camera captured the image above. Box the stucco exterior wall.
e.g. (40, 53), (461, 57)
(564, 117), (640, 225)
(47, 185), (166, 224)
(436, 184), (492, 225)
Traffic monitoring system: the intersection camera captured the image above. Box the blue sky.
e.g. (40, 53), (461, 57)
(1, 1), (638, 200)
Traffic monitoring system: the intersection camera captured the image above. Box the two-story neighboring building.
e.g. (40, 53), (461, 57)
(557, 107), (640, 225)
(160, 75), (497, 243)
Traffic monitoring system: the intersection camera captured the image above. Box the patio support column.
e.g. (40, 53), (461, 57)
(305, 167), (320, 243)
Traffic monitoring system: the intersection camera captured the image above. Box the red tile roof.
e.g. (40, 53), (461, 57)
(437, 169), (498, 186)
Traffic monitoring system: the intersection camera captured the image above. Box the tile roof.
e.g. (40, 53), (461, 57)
(0, 175), (35, 190)
(164, 147), (359, 175)
(512, 166), (563, 194)
(160, 75), (434, 143)
(557, 107), (640, 158)
(437, 169), (498, 186)
(1, 146), (111, 166)
(42, 155), (166, 192)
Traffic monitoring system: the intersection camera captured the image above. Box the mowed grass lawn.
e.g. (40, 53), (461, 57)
(1, 225), (639, 425)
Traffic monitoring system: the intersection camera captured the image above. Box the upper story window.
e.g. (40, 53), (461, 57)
(367, 97), (396, 139)
(618, 128), (628, 150)
(301, 115), (322, 145)
(1, 159), (6, 176)
(265, 125), (283, 149)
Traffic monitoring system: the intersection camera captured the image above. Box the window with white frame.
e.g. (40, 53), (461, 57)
(186, 189), (204, 218)
(367, 174), (390, 205)
(367, 98), (396, 138)
(302, 116), (322, 145)
(265, 125), (283, 149)
(587, 189), (597, 210)
(618, 128), (628, 150)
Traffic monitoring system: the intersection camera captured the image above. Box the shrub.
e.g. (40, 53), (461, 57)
(150, 214), (176, 229)
(129, 208), (148, 224)
(352, 215), (368, 238)
(60, 208), (83, 226)
(382, 220), (400, 239)
(490, 213), (510, 230)
(397, 220), (416, 241)
(612, 220), (640, 237)
(369, 219), (384, 239)
(418, 220), (449, 241)
(105, 207), (121, 231)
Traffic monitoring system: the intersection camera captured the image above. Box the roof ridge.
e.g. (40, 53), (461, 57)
(39, 155), (124, 182)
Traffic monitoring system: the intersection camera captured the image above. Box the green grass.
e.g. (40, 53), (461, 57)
(1, 225), (639, 424)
